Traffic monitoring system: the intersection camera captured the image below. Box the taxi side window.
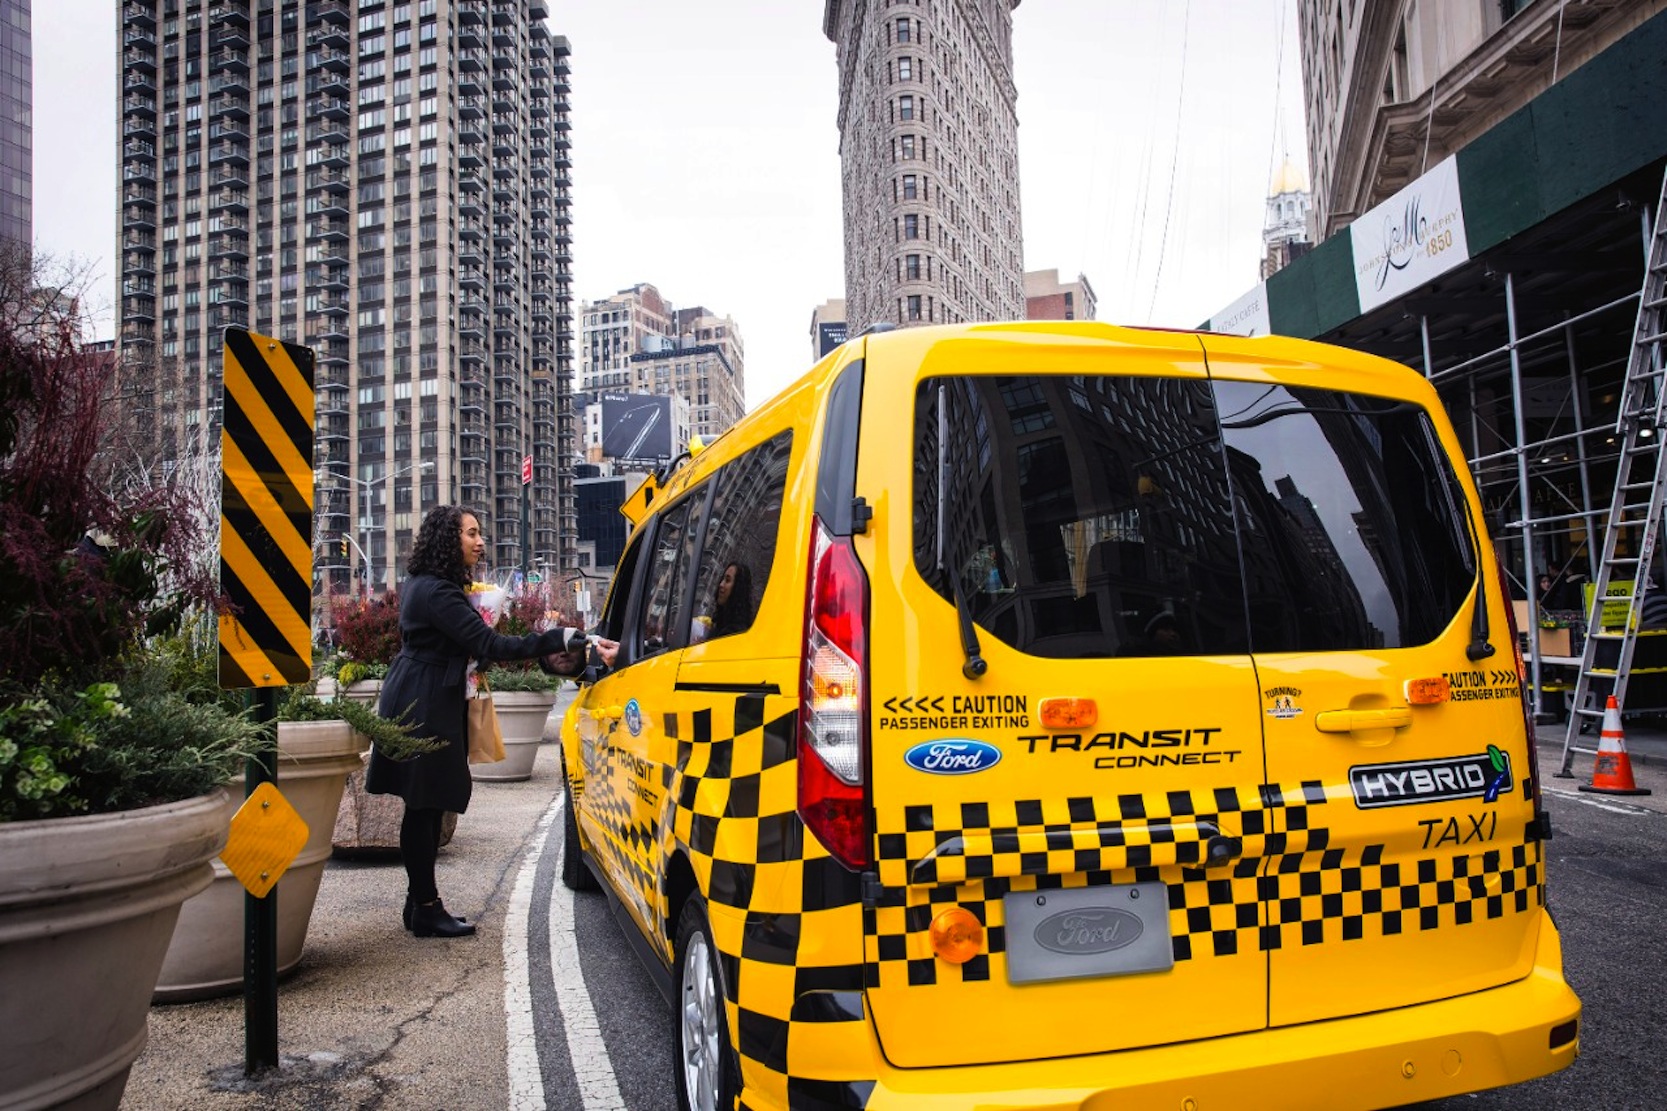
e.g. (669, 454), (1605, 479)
(638, 494), (704, 659)
(689, 431), (792, 645)
(597, 530), (645, 649)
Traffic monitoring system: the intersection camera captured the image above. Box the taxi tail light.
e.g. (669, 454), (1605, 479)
(798, 516), (870, 870)
(1497, 557), (1548, 832)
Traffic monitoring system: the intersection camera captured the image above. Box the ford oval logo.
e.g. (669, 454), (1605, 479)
(903, 739), (1002, 775)
(1034, 907), (1144, 955)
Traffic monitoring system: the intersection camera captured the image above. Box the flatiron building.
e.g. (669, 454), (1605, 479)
(823, 0), (1025, 333)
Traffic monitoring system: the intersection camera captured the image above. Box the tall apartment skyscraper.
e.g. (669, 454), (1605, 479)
(0, 0), (29, 252)
(115, 0), (576, 592)
(823, 0), (1025, 333)
(579, 282), (746, 441)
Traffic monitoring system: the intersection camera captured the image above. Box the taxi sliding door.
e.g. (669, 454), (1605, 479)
(1208, 364), (1548, 1028)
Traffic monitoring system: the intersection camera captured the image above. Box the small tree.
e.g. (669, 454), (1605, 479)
(0, 246), (217, 695)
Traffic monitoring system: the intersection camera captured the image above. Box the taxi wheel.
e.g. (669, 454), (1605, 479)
(560, 773), (597, 892)
(672, 898), (740, 1111)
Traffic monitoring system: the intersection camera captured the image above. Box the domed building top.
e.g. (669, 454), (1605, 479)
(1270, 157), (1309, 196)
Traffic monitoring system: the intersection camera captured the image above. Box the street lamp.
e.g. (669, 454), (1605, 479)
(316, 459), (435, 592)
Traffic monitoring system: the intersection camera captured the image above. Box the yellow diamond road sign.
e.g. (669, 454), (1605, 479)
(220, 781), (310, 899)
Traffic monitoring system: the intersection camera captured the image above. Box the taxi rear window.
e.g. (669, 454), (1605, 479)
(913, 374), (1475, 659)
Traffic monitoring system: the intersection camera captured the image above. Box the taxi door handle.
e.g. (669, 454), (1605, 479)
(1315, 707), (1412, 733)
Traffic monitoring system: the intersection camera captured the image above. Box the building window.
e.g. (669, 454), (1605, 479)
(901, 134), (915, 159)
(907, 295), (922, 321)
(906, 254), (920, 279)
(902, 173), (917, 199)
(896, 17), (910, 43)
(904, 214), (919, 239)
(898, 57), (912, 81)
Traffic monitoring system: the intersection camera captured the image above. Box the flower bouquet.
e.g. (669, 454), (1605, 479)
(466, 582), (508, 630)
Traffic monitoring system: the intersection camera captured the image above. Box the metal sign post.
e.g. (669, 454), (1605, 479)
(521, 452), (532, 577)
(217, 327), (316, 1075)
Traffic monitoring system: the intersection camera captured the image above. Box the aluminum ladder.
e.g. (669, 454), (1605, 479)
(1558, 164), (1667, 774)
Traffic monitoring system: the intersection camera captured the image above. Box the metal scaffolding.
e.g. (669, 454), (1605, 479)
(1315, 158), (1667, 774)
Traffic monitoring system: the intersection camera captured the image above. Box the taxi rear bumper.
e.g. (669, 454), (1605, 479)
(810, 912), (1579, 1111)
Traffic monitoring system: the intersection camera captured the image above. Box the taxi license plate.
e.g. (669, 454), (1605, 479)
(1003, 882), (1173, 985)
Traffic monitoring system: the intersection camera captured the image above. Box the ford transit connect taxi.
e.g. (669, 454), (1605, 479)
(558, 320), (1580, 1111)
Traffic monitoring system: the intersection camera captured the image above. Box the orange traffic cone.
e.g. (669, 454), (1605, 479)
(1580, 695), (1652, 796)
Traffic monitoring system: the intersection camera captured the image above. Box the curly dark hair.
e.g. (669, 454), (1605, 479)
(407, 504), (476, 589)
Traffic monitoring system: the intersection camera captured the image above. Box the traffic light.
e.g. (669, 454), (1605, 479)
(340, 535), (349, 559)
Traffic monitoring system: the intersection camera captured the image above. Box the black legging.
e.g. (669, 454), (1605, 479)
(401, 806), (446, 904)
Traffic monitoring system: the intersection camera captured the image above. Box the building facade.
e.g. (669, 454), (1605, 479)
(115, 0), (576, 594)
(823, 0), (1025, 333)
(579, 281), (671, 401)
(1023, 268), (1095, 321)
(1300, 0), (1659, 238)
(579, 283), (745, 442)
(0, 0), (28, 252)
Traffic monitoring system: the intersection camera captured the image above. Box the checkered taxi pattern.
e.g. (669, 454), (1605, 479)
(573, 693), (873, 1111)
(571, 727), (670, 951)
(572, 707), (1546, 1111)
(866, 783), (1544, 990)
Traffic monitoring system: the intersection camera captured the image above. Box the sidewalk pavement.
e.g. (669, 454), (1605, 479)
(122, 708), (575, 1109)
(1537, 711), (1667, 815)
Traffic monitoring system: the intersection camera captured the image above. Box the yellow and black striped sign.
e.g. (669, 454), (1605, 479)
(218, 328), (315, 689)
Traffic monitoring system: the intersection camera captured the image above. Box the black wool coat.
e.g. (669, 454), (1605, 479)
(365, 573), (568, 813)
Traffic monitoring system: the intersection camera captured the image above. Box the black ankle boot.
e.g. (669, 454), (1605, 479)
(405, 895), (466, 932)
(411, 899), (476, 938)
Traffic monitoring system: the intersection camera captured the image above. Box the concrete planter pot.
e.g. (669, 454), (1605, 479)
(469, 689), (560, 783)
(328, 679), (402, 855)
(0, 789), (232, 1111)
(153, 721), (366, 1002)
(327, 679), (457, 854)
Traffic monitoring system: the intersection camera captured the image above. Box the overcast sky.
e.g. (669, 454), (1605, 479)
(33, 0), (1305, 410)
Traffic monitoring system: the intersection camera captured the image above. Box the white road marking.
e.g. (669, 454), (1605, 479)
(504, 793), (629, 1109)
(1542, 786), (1654, 815)
(504, 795), (562, 1110)
(546, 791), (629, 1110)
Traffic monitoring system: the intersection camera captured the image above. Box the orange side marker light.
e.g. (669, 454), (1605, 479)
(1039, 697), (1098, 729)
(1404, 676), (1451, 705)
(930, 906), (985, 965)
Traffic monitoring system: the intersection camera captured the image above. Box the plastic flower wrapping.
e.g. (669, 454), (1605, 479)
(466, 582), (507, 628)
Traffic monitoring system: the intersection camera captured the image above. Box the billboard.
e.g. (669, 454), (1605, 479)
(1349, 154), (1470, 314)
(600, 393), (674, 464)
(816, 321), (848, 358)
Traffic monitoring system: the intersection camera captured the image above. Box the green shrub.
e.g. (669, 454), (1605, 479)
(276, 685), (445, 762)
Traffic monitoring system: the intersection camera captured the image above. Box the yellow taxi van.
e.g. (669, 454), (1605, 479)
(558, 320), (1580, 1111)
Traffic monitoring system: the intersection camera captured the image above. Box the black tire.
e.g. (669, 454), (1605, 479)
(672, 898), (741, 1111)
(560, 771), (598, 892)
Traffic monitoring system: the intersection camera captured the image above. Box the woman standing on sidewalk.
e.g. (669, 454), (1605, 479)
(366, 505), (596, 938)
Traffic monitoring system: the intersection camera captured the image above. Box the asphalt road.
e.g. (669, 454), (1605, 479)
(1403, 751), (1667, 1111)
